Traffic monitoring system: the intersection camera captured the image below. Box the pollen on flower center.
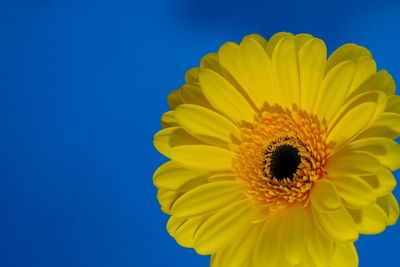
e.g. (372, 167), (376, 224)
(269, 144), (301, 181)
(233, 106), (333, 208)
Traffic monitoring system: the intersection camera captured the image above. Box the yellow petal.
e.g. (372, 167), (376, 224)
(253, 214), (281, 267)
(243, 33), (268, 48)
(199, 68), (255, 123)
(153, 161), (209, 191)
(179, 84), (213, 108)
(326, 151), (380, 175)
(167, 89), (182, 110)
(340, 137), (400, 171)
(169, 145), (235, 171)
(299, 252), (318, 267)
(330, 242), (358, 267)
(175, 104), (241, 147)
(357, 112), (400, 139)
(306, 213), (334, 266)
(154, 127), (176, 156)
(352, 69), (396, 97)
(298, 38), (327, 112)
(218, 42), (241, 80)
(278, 204), (307, 264)
(377, 193), (399, 225)
(194, 199), (256, 254)
(293, 33), (314, 51)
(348, 204), (387, 234)
(329, 174), (375, 208)
(238, 37), (277, 107)
(171, 180), (245, 217)
(265, 32), (294, 57)
(361, 167), (396, 197)
(311, 179), (341, 212)
(157, 189), (182, 214)
(313, 206), (358, 242)
(313, 61), (355, 123)
(326, 43), (371, 72)
(211, 223), (264, 267)
(327, 102), (376, 146)
(153, 127), (202, 156)
(330, 91), (386, 133)
(348, 57), (376, 95)
(348, 70), (396, 99)
(166, 216), (185, 236)
(272, 37), (300, 109)
(174, 216), (207, 248)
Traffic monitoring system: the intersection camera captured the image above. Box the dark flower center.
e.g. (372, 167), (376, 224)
(270, 144), (301, 180)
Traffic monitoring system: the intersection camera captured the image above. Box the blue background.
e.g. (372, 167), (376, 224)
(0, 0), (399, 266)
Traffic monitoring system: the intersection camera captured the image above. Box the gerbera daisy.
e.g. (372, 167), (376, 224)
(153, 32), (400, 267)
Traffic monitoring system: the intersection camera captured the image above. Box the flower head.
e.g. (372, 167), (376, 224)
(153, 32), (399, 267)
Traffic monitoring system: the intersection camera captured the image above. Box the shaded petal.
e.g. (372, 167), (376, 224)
(278, 204), (307, 264)
(200, 53), (221, 71)
(351, 70), (395, 97)
(169, 145), (235, 171)
(161, 111), (178, 128)
(329, 174), (375, 208)
(311, 179), (341, 212)
(185, 67), (200, 84)
(385, 95), (400, 114)
(199, 68), (255, 123)
(175, 104), (241, 147)
(330, 242), (358, 267)
(348, 204), (387, 234)
(313, 206), (358, 242)
(167, 89), (183, 110)
(207, 173), (236, 182)
(171, 180), (245, 217)
(194, 199), (257, 254)
(357, 112), (400, 139)
(377, 193), (399, 225)
(179, 84), (213, 108)
(361, 167), (396, 197)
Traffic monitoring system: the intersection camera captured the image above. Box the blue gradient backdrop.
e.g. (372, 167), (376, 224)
(1, 1), (399, 266)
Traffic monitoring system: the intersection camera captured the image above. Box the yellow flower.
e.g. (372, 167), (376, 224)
(153, 32), (400, 267)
